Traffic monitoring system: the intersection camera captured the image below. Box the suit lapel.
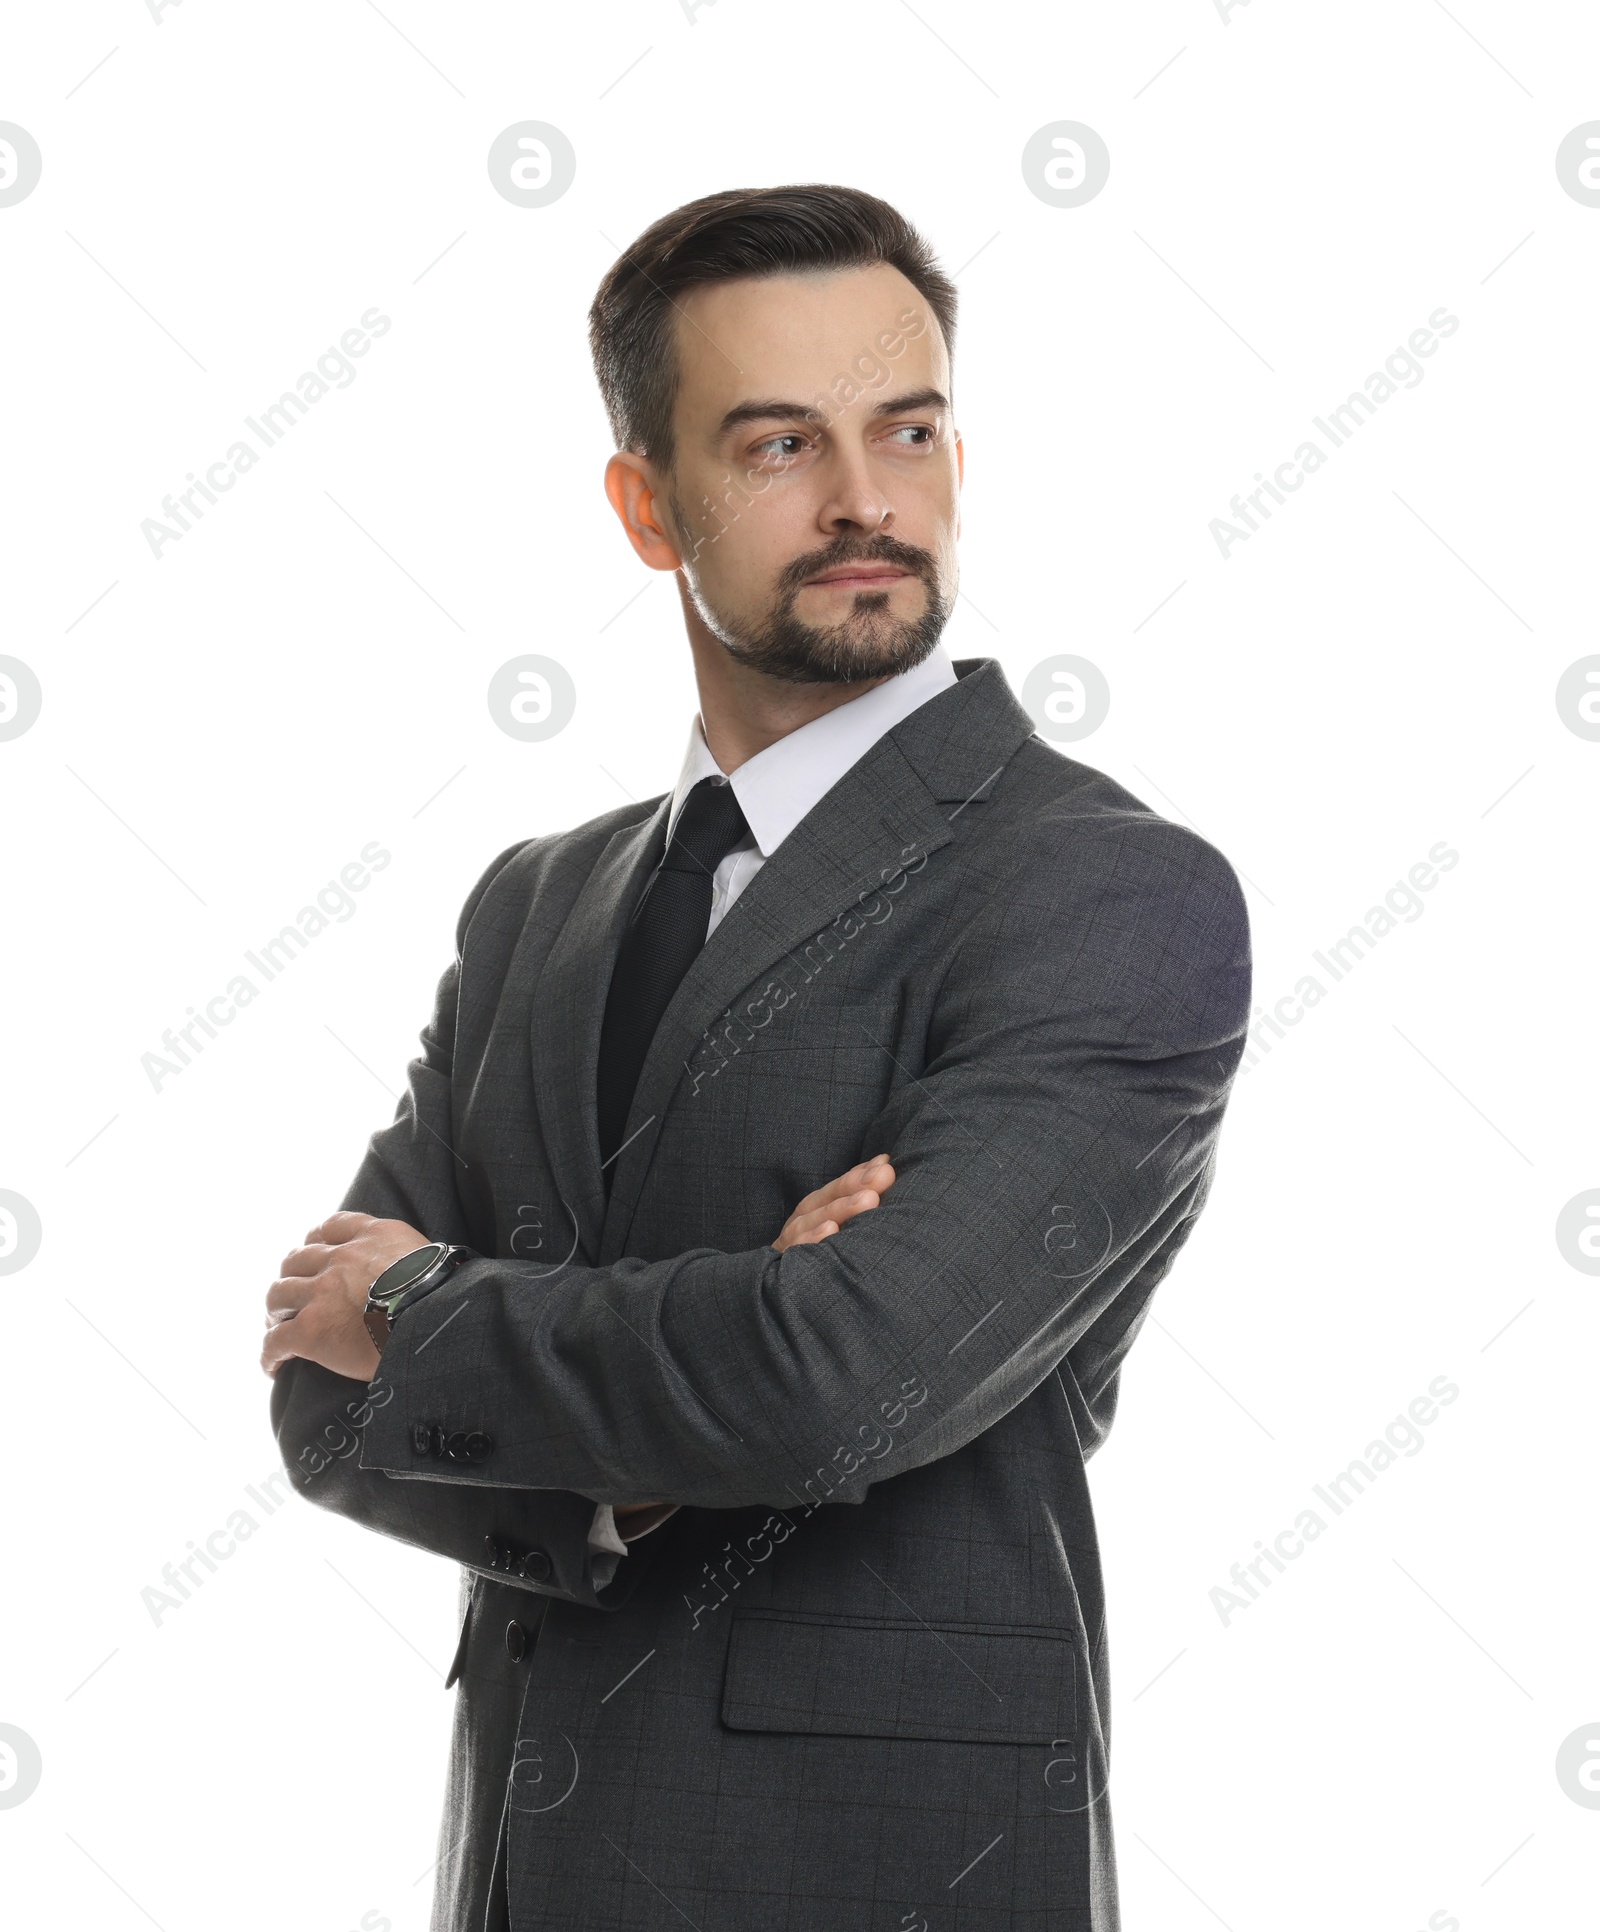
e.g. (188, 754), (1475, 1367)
(528, 796), (671, 1265)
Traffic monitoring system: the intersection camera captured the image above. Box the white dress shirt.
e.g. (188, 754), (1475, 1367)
(585, 644), (959, 1587)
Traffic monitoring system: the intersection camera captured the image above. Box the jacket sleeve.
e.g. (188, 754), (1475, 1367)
(268, 839), (664, 1612)
(354, 811), (1253, 1513)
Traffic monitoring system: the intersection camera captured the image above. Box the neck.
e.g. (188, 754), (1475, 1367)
(677, 579), (892, 774)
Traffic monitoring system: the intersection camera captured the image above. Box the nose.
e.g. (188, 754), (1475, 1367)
(815, 444), (893, 538)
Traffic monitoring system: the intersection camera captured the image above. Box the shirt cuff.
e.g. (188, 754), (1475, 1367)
(585, 1502), (680, 1592)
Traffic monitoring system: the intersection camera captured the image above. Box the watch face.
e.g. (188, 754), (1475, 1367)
(379, 1243), (445, 1303)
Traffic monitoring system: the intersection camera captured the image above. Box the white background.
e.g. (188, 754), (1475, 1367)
(2, 2), (1596, 1928)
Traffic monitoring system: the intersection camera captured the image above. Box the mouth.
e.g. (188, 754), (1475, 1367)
(803, 564), (913, 590)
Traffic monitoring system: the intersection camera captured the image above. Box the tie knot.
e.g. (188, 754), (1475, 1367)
(662, 776), (750, 878)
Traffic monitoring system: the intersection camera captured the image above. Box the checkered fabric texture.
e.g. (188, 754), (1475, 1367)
(272, 657), (1251, 1932)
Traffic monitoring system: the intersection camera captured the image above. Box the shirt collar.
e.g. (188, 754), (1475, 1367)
(667, 645), (958, 858)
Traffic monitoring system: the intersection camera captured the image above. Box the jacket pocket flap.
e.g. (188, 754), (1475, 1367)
(720, 1609), (1075, 1745)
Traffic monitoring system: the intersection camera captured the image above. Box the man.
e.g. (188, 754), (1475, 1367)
(266, 184), (1250, 1931)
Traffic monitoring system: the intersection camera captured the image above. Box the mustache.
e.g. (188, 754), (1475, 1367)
(776, 534), (938, 594)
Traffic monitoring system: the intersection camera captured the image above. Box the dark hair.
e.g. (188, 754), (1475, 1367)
(587, 184), (958, 471)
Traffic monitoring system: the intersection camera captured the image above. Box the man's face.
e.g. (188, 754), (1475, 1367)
(660, 263), (961, 685)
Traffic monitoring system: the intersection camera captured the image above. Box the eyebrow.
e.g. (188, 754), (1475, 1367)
(715, 387), (951, 438)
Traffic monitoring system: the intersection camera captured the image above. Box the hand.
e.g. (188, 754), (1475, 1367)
(261, 1210), (431, 1381)
(771, 1154), (896, 1253)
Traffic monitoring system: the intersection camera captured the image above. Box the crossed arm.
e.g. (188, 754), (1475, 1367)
(264, 1160), (897, 1541)
(267, 809), (1249, 1568)
(261, 1156), (898, 1382)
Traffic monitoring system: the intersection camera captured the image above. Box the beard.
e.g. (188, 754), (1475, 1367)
(676, 510), (951, 686)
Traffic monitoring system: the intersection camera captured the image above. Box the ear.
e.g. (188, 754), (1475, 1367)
(605, 454), (684, 572)
(955, 432), (964, 540)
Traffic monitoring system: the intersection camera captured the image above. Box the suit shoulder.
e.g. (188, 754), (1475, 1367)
(999, 739), (1248, 930)
(970, 743), (1251, 1034)
(458, 796), (665, 948)
(989, 738), (1252, 981)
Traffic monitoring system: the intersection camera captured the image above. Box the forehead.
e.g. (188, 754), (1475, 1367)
(670, 263), (948, 436)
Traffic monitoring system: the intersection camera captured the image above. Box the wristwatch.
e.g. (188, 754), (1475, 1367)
(363, 1242), (467, 1353)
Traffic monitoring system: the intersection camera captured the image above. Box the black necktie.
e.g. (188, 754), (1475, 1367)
(596, 776), (750, 1186)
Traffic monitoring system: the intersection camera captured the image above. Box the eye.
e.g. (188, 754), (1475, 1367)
(752, 433), (809, 460)
(885, 424), (936, 446)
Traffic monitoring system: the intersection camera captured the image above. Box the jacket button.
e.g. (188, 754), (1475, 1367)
(412, 1422), (433, 1456)
(505, 1619), (526, 1662)
(519, 1548), (552, 1583)
(465, 1431), (493, 1463)
(427, 1423), (445, 1459)
(444, 1431), (471, 1464)
(484, 1534), (505, 1569)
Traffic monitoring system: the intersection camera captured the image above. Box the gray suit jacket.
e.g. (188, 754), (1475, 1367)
(271, 656), (1250, 1931)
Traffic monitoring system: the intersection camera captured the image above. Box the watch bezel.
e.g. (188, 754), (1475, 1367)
(369, 1241), (455, 1317)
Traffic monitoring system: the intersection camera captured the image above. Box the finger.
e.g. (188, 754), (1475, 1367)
(786, 1178), (840, 1219)
(279, 1241), (337, 1279)
(266, 1275), (318, 1320)
(773, 1215), (837, 1253)
(305, 1210), (376, 1246)
(833, 1184), (882, 1220)
(836, 1156), (895, 1198)
(800, 1161), (892, 1216)
(785, 1189), (878, 1240)
(261, 1305), (320, 1375)
(775, 1160), (896, 1251)
(788, 1156), (894, 1222)
(780, 1182), (881, 1244)
(796, 1220), (841, 1245)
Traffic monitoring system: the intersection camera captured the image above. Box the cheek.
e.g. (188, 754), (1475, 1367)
(698, 494), (809, 591)
(898, 455), (962, 523)
(900, 489), (961, 569)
